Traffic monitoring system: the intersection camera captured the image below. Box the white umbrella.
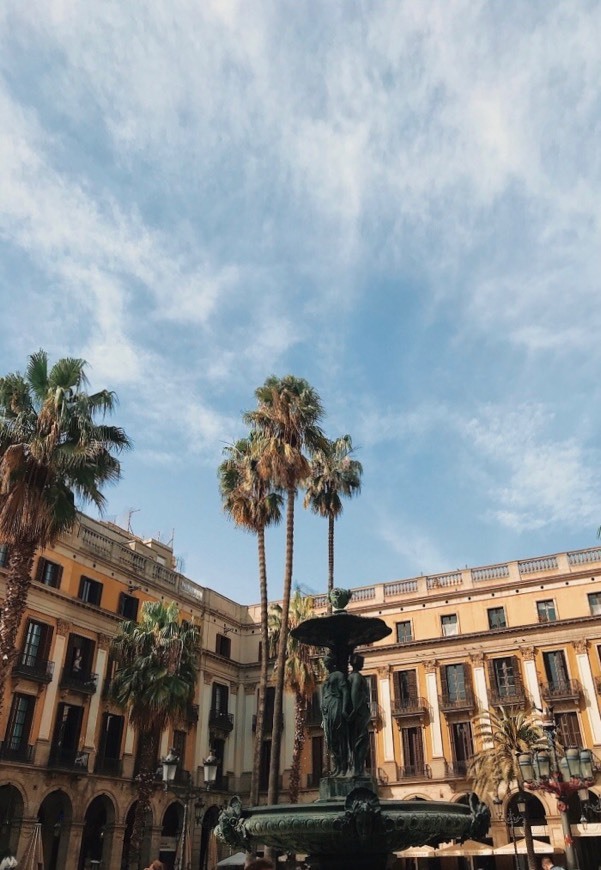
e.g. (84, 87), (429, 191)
(494, 838), (562, 855)
(20, 822), (44, 870)
(396, 845), (437, 857)
(436, 840), (494, 857)
(216, 853), (247, 867)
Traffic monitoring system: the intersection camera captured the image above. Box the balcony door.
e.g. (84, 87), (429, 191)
(211, 682), (229, 713)
(52, 703), (83, 761)
(21, 620), (53, 669)
(4, 693), (35, 759)
(450, 721), (473, 772)
(401, 726), (424, 775)
(543, 650), (569, 688)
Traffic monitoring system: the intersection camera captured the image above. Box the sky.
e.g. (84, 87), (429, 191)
(1, 1), (601, 604)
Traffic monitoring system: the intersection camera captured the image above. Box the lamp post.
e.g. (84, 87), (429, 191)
(494, 794), (527, 870)
(517, 707), (595, 870)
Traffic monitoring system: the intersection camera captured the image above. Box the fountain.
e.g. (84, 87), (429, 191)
(216, 588), (490, 869)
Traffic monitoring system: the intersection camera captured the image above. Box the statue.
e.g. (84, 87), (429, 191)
(321, 653), (350, 775)
(347, 652), (371, 777)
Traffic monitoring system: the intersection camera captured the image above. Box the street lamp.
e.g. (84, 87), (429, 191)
(517, 707), (595, 870)
(494, 794), (527, 870)
(203, 749), (218, 790)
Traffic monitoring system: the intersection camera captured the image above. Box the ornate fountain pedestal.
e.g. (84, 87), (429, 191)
(216, 589), (490, 868)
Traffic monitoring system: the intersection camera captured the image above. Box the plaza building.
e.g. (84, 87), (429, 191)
(2, 512), (601, 868)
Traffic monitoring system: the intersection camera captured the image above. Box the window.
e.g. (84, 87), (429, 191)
(20, 620), (53, 668)
(263, 686), (275, 731)
(65, 634), (95, 676)
(172, 729), (186, 769)
(365, 674), (378, 707)
(543, 650), (570, 688)
(118, 593), (139, 620)
(51, 703), (84, 762)
(311, 734), (323, 785)
(36, 558), (62, 589)
(0, 544), (9, 569)
(441, 614), (458, 637)
(216, 633), (231, 659)
(211, 682), (229, 713)
(588, 593), (601, 616)
(259, 739), (270, 791)
(555, 712), (582, 748)
(395, 669), (417, 702)
(96, 713), (124, 774)
(400, 726), (424, 775)
(442, 664), (470, 702)
(489, 656), (522, 699)
(396, 621), (413, 643)
(487, 607), (507, 629)
(450, 721), (474, 771)
(537, 600), (557, 623)
(4, 693), (35, 756)
(79, 576), (103, 607)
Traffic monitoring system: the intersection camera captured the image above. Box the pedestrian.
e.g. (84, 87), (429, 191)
(541, 858), (566, 870)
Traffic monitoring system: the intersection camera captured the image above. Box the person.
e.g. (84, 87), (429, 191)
(346, 652), (371, 777)
(321, 653), (350, 775)
(144, 861), (165, 870)
(245, 859), (274, 869)
(541, 859), (566, 870)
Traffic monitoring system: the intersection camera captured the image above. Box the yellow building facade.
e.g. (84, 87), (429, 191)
(2, 514), (601, 868)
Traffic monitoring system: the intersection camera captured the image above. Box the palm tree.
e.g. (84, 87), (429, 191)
(268, 590), (323, 803)
(0, 351), (130, 702)
(304, 435), (362, 606)
(244, 375), (326, 804)
(110, 600), (199, 869)
(468, 707), (546, 870)
(218, 434), (283, 806)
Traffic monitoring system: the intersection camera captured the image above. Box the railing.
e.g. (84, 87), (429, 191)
(541, 679), (582, 702)
(472, 563), (509, 582)
(427, 572), (462, 590)
(384, 579), (419, 596)
(78, 524), (179, 587)
(568, 548), (601, 566)
(398, 764), (432, 779)
(353, 587), (376, 602)
(313, 595), (328, 609)
(94, 755), (123, 776)
(438, 689), (475, 712)
(59, 668), (98, 695)
(48, 746), (90, 772)
(391, 697), (429, 717)
(13, 654), (54, 683)
(0, 741), (34, 763)
(446, 760), (470, 778)
(209, 709), (234, 734)
(489, 685), (526, 706)
(518, 556), (558, 573)
(370, 701), (381, 721)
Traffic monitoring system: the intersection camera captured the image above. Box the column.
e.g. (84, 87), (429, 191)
(225, 682), (238, 773)
(38, 619), (69, 742)
(573, 639), (601, 745)
(520, 646), (542, 711)
(378, 666), (395, 767)
(83, 634), (110, 758)
(424, 659), (446, 778)
(107, 823), (127, 870)
(243, 683), (257, 774)
(64, 821), (85, 870)
(470, 653), (492, 748)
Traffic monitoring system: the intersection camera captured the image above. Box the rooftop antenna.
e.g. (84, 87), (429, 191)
(127, 508), (140, 534)
(167, 528), (175, 549)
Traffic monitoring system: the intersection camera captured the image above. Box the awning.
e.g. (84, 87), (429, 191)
(216, 852), (247, 867)
(396, 845), (437, 858)
(494, 839), (562, 855)
(436, 840), (494, 857)
(572, 822), (601, 837)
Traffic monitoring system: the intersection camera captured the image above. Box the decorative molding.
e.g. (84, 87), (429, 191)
(56, 619), (71, 637)
(469, 652), (484, 666)
(244, 682), (258, 695)
(376, 665), (391, 678)
(203, 672), (214, 685)
(573, 638), (589, 654)
(519, 646), (536, 661)
(97, 633), (112, 651)
(423, 659), (437, 674)
(230, 682), (239, 695)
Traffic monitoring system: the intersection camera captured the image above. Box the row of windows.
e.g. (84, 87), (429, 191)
(395, 593), (601, 642)
(35, 558), (139, 618)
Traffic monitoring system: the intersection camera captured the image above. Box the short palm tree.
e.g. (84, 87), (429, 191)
(244, 375), (326, 804)
(218, 434), (283, 806)
(110, 601), (199, 869)
(304, 435), (362, 605)
(268, 590), (323, 803)
(0, 351), (129, 702)
(468, 707), (546, 870)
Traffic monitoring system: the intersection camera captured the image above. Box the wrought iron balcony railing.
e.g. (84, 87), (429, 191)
(391, 696), (429, 718)
(445, 759), (470, 778)
(398, 764), (432, 779)
(59, 668), (98, 695)
(208, 709), (234, 734)
(0, 741), (34, 763)
(94, 755), (123, 776)
(489, 685), (526, 707)
(438, 689), (475, 713)
(540, 679), (582, 703)
(48, 746), (90, 772)
(13, 654), (54, 684)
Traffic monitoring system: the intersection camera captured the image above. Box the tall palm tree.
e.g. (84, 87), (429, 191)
(0, 351), (130, 701)
(244, 375), (326, 804)
(110, 600), (199, 870)
(218, 434), (283, 807)
(268, 590), (323, 803)
(468, 707), (546, 870)
(304, 435), (362, 606)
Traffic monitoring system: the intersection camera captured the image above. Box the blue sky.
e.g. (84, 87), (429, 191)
(1, 1), (601, 603)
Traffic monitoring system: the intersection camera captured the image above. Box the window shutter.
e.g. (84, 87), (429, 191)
(511, 656), (524, 690)
(463, 663), (473, 692)
(36, 558), (46, 582)
(408, 669), (417, 696)
(41, 624), (53, 661)
(440, 665), (449, 695)
(55, 564), (63, 588)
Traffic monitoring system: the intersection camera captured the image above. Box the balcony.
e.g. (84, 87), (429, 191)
(391, 696), (429, 719)
(446, 759), (470, 778)
(489, 685), (526, 707)
(59, 668), (98, 695)
(370, 701), (381, 722)
(48, 746), (90, 772)
(0, 741), (34, 763)
(94, 755), (123, 776)
(398, 764), (432, 780)
(541, 679), (582, 704)
(438, 689), (475, 714)
(13, 654), (54, 684)
(208, 709), (234, 735)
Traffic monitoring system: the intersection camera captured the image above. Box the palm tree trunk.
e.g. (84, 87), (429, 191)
(289, 690), (308, 803)
(131, 725), (160, 870)
(250, 527), (269, 807)
(268, 486), (295, 804)
(523, 810), (537, 870)
(327, 514), (335, 613)
(0, 540), (36, 712)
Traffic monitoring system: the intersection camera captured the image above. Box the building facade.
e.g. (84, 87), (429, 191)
(2, 514), (601, 867)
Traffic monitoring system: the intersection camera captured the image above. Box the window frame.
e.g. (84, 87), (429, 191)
(79, 575), (103, 607)
(441, 614), (459, 637)
(487, 606), (507, 630)
(216, 633), (232, 659)
(395, 620), (413, 643)
(536, 599), (558, 623)
(588, 592), (601, 616)
(36, 557), (63, 589)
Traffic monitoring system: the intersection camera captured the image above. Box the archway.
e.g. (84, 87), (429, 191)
(37, 789), (72, 870)
(159, 802), (183, 870)
(198, 805), (220, 870)
(120, 801), (152, 870)
(0, 784), (24, 858)
(78, 794), (115, 870)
